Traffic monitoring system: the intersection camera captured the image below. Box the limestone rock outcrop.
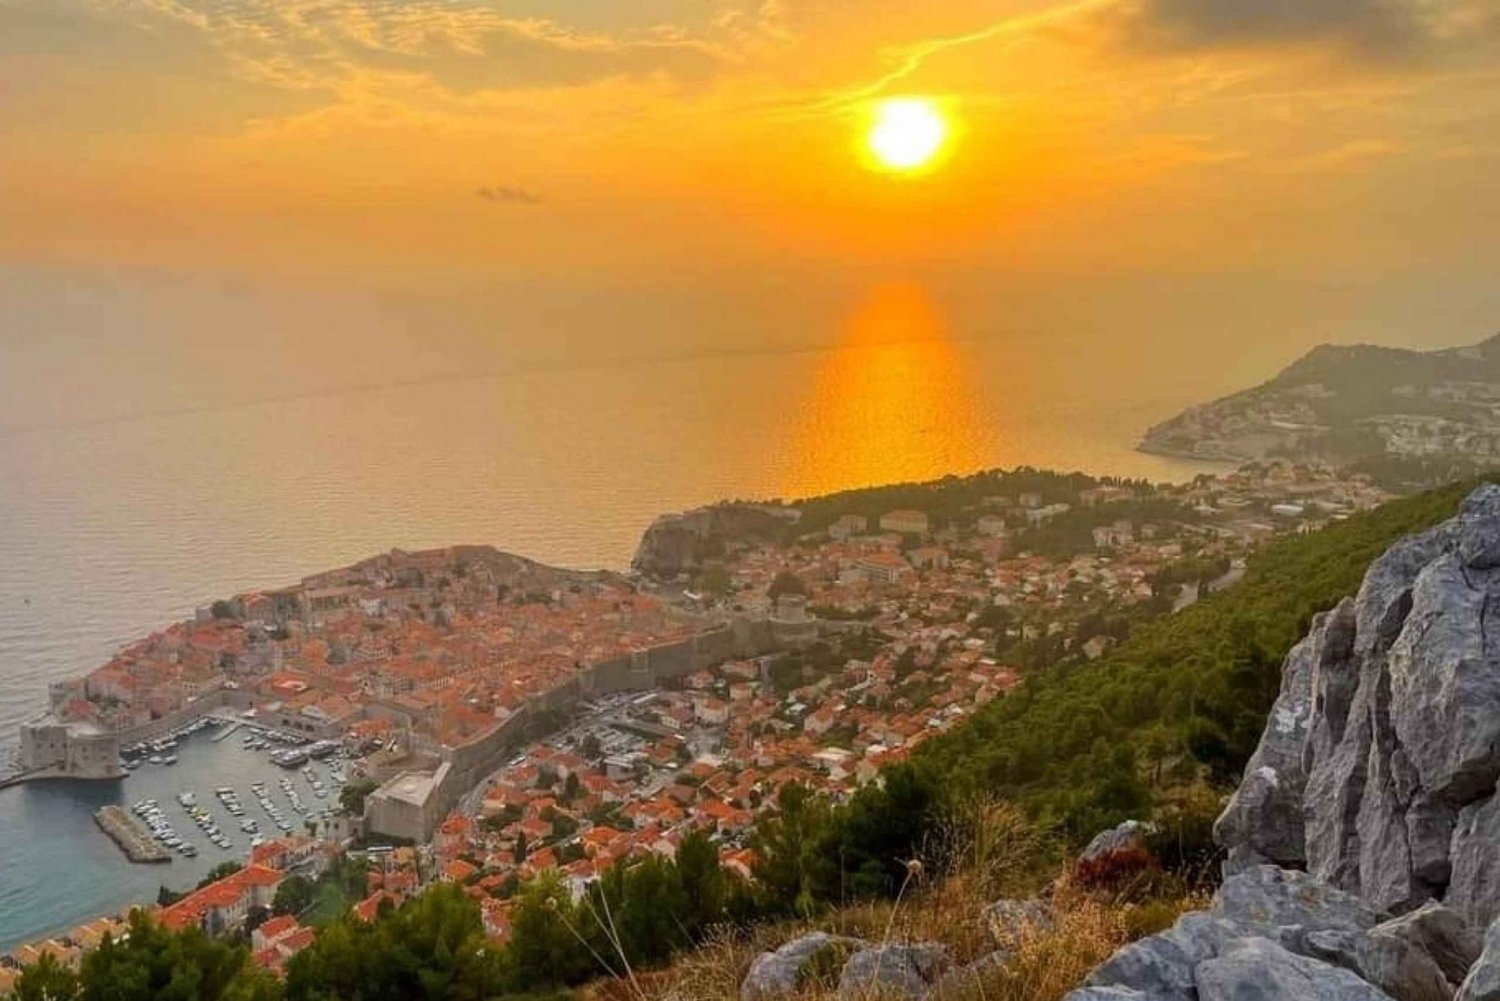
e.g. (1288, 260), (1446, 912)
(1217, 485), (1500, 927)
(982, 898), (1051, 949)
(632, 504), (797, 580)
(1070, 485), (1500, 1001)
(741, 932), (865, 1001)
(1457, 918), (1500, 1001)
(740, 936), (950, 1001)
(1195, 938), (1399, 1001)
(1068, 865), (1466, 1001)
(836, 943), (950, 1001)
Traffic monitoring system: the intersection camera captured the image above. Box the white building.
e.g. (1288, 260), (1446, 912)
(879, 509), (930, 535)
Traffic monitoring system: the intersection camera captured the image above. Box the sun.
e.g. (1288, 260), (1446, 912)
(866, 98), (950, 174)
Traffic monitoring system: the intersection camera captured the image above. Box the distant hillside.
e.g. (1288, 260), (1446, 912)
(912, 477), (1489, 839)
(1139, 332), (1500, 485)
(630, 468), (1137, 581)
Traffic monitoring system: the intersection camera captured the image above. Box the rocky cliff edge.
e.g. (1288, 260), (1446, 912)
(1067, 483), (1500, 1001)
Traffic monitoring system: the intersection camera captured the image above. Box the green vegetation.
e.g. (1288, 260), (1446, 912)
(285, 884), (506, 1001)
(285, 829), (748, 998)
(273, 877), (315, 917)
(694, 561), (731, 597)
(767, 631), (886, 695)
(911, 476), (1491, 840)
(768, 570), (808, 598)
(15, 477), (1494, 1001)
(785, 468), (1136, 538)
(270, 858), (369, 928)
(751, 767), (945, 913)
(11, 910), (278, 1001)
(304, 881), (355, 928)
(338, 779), (378, 817)
(1013, 498), (1195, 558)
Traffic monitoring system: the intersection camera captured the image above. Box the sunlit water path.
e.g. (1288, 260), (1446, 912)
(0, 287), (1215, 948)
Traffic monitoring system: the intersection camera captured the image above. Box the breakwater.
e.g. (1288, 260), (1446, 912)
(93, 806), (170, 864)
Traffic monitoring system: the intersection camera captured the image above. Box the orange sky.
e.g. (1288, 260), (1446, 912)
(2, 0), (1500, 437)
(2, 0), (1498, 282)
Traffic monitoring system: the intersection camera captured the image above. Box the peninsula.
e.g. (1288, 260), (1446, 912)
(0, 461), (1414, 976)
(1139, 331), (1500, 484)
(15, 463), (1384, 830)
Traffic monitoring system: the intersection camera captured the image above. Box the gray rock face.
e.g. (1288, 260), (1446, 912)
(1084, 915), (1233, 1001)
(1215, 866), (1382, 937)
(1215, 601), (1354, 872)
(1458, 917), (1500, 1001)
(1088, 912), (1249, 998)
(1197, 938), (1398, 1001)
(1086, 822), (1152, 870)
(741, 933), (864, 1001)
(1068, 488), (1500, 1001)
(1065, 867), (1484, 1001)
(1084, 933), (1197, 1001)
(1302, 928), (1452, 1001)
(837, 943), (949, 1001)
(982, 898), (1051, 949)
(1217, 485), (1500, 927)
(1377, 904), (1484, 986)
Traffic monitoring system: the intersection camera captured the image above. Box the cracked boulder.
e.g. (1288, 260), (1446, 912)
(1197, 937), (1399, 1001)
(741, 933), (865, 1001)
(836, 942), (950, 1001)
(983, 898), (1051, 950)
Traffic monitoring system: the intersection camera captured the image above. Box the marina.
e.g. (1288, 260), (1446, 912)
(0, 719), (355, 951)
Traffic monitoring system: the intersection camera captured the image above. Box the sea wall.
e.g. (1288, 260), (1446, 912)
(367, 616), (788, 840)
(114, 688), (258, 744)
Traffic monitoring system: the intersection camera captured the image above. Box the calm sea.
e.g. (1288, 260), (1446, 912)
(0, 313), (1218, 950)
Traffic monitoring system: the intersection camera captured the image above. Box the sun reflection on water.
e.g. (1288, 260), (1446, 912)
(782, 282), (995, 498)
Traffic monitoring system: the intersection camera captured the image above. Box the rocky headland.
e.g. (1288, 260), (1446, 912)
(1138, 333), (1500, 476)
(632, 504), (800, 580)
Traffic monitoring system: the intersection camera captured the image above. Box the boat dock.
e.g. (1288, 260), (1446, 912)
(210, 720), (243, 743)
(94, 806), (171, 864)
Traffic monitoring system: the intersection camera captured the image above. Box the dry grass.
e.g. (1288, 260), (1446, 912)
(964, 886), (1206, 1001)
(590, 799), (1207, 1001)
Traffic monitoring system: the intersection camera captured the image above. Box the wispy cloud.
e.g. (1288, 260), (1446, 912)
(804, 0), (1115, 114)
(476, 185), (542, 205)
(1275, 139), (1406, 173)
(112, 0), (734, 98)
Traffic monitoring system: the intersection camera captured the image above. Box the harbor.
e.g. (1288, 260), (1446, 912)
(0, 718), (356, 952)
(93, 805), (170, 864)
(120, 723), (353, 862)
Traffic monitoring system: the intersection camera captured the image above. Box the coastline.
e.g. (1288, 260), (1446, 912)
(1134, 437), (1245, 464)
(0, 459), (1398, 955)
(0, 769), (123, 792)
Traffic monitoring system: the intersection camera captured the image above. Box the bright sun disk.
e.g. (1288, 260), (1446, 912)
(867, 98), (949, 173)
